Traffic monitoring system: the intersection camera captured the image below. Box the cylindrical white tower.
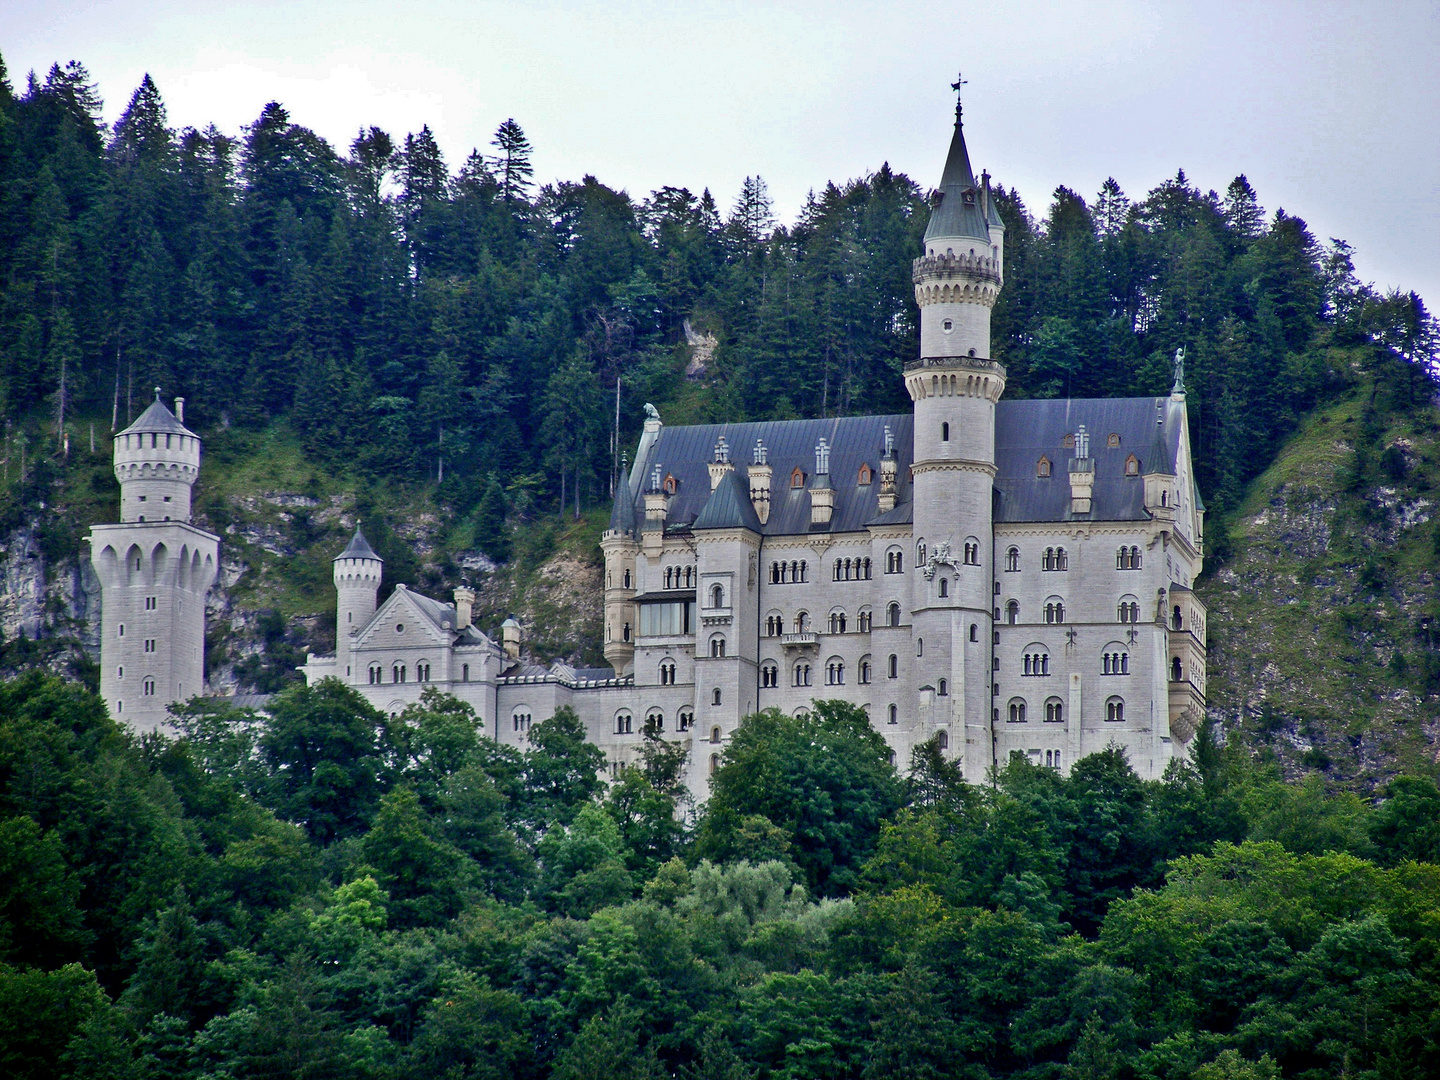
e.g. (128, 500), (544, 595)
(333, 528), (382, 681)
(907, 97), (1006, 781)
(113, 389), (203, 522)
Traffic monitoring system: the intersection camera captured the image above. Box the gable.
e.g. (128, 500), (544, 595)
(354, 587), (454, 651)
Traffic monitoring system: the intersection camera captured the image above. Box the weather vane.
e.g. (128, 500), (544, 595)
(950, 71), (968, 121)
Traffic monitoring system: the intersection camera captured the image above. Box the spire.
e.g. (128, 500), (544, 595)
(336, 526), (381, 562)
(924, 78), (989, 244)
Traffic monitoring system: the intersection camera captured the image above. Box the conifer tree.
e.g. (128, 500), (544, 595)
(490, 118), (533, 202)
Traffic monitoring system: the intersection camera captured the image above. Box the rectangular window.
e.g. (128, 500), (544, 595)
(638, 600), (694, 637)
(144, 639), (156, 653)
(145, 596), (157, 610)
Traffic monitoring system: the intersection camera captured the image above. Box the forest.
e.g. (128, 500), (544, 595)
(4, 55), (1440, 1080)
(3, 674), (1440, 1079)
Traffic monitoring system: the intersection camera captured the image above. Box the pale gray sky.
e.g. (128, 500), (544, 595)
(5, 0), (1438, 304)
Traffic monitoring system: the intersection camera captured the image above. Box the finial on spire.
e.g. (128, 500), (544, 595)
(950, 70), (968, 123)
(154, 386), (162, 400)
(1171, 347), (1186, 396)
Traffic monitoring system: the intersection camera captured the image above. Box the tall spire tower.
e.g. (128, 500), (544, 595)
(905, 81), (1007, 781)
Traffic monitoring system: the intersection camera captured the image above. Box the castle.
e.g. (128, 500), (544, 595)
(95, 98), (1208, 797)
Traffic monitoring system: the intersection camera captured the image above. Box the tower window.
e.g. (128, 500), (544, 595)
(712, 687), (722, 705)
(938, 578), (948, 598)
(970, 623), (978, 642)
(888, 704), (898, 725)
(942, 422), (950, 441)
(145, 596), (157, 610)
(938, 678), (948, 696)
(1045, 698), (1063, 722)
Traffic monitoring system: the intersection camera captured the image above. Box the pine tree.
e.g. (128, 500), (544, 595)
(1223, 174), (1265, 239)
(490, 118), (533, 202)
(108, 74), (171, 165)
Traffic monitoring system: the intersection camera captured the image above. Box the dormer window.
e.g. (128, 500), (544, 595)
(1125, 454), (1140, 477)
(1036, 456), (1051, 478)
(1107, 433), (1121, 448)
(662, 474), (678, 495)
(791, 467), (805, 489)
(858, 463), (872, 485)
(1063, 434), (1076, 449)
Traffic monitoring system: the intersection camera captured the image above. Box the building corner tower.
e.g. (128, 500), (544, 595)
(89, 392), (219, 731)
(906, 90), (1006, 782)
(334, 527), (383, 682)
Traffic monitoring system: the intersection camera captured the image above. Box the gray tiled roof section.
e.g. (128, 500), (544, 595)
(405, 588), (457, 631)
(121, 396), (195, 437)
(693, 469), (764, 532)
(619, 413), (914, 538)
(923, 121), (992, 244)
(337, 527), (382, 562)
(993, 396), (1183, 523)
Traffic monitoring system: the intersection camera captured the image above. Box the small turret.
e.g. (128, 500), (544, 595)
(809, 438), (834, 527)
(1068, 425), (1094, 515)
(502, 616), (522, 661)
(708, 435), (733, 490)
(113, 389), (202, 524)
(747, 439), (772, 524)
(333, 527), (383, 679)
(878, 425), (898, 513)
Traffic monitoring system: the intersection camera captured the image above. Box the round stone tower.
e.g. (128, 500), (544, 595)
(114, 389), (202, 523)
(333, 527), (383, 680)
(906, 91), (1006, 779)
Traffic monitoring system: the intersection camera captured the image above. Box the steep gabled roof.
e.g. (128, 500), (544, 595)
(693, 470), (763, 532)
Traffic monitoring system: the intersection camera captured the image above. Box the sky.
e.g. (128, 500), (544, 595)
(4, 0), (1438, 304)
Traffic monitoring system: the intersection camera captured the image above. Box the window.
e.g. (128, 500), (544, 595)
(825, 658), (844, 685)
(1045, 749), (1062, 769)
(1103, 650), (1130, 675)
(1008, 698), (1026, 723)
(616, 711), (633, 734)
(858, 463), (873, 485)
(1161, 490), (1168, 506)
(795, 611), (810, 633)
(761, 663), (779, 688)
(858, 657), (872, 684)
(639, 600), (694, 636)
(963, 539), (979, 565)
(794, 662), (812, 687)
(678, 709), (694, 732)
(663, 474), (677, 494)
(396, 623), (405, 633)
(1023, 650), (1050, 676)
(623, 569), (632, 588)
(887, 603), (901, 627)
(917, 638), (924, 657)
(1042, 547), (1068, 571)
(1044, 599), (1065, 624)
(938, 579), (948, 598)
(393, 663), (407, 683)
(1037, 456), (1052, 478)
(710, 584), (725, 608)
(917, 540), (927, 565)
(145, 596), (157, 610)
(660, 659), (677, 685)
(118, 624), (125, 637)
(858, 608), (872, 632)
(513, 710), (532, 733)
(791, 467), (806, 488)
(711, 726), (722, 744)
(942, 422), (950, 441)
(1125, 454), (1140, 476)
(970, 623), (978, 642)
(1172, 605), (1184, 631)
(888, 654), (898, 679)
(369, 664), (382, 684)
(710, 753), (720, 774)
(938, 678), (948, 696)
(709, 635), (726, 658)
(862, 558), (872, 579)
(937, 730), (949, 750)
(766, 614), (783, 636)
(462, 663), (469, 682)
(686, 567), (695, 588)
(143, 677), (155, 696)
(885, 549), (903, 574)
(647, 708), (665, 732)
(888, 704), (898, 725)
(712, 688), (722, 705)
(1107, 432), (1121, 448)
(417, 661), (431, 682)
(1117, 546), (1142, 570)
(1006, 600), (1019, 625)
(1118, 597), (1140, 622)
(1045, 698), (1063, 722)
(1005, 547), (1020, 572)
(144, 638), (156, 653)
(623, 622), (631, 642)
(829, 610), (847, 634)
(1172, 656), (1183, 682)
(1106, 697), (1125, 722)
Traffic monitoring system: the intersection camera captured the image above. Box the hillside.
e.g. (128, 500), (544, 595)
(1202, 375), (1440, 786)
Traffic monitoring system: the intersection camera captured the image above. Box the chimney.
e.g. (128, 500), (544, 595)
(1068, 424), (1094, 515)
(453, 586), (475, 631)
(877, 425), (898, 513)
(174, 397), (185, 424)
(502, 616), (522, 661)
(707, 435), (733, 490)
(643, 464), (668, 556)
(809, 438), (834, 528)
(747, 439), (772, 524)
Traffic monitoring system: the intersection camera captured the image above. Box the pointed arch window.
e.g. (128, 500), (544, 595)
(1036, 456), (1052, 478)
(791, 467), (806, 489)
(1124, 454), (1140, 477)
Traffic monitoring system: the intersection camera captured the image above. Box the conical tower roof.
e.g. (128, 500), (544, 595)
(336, 527), (382, 562)
(924, 109), (993, 245)
(120, 389), (195, 437)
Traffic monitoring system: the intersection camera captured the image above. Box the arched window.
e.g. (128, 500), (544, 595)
(1044, 598), (1065, 624)
(393, 663), (406, 684)
(1117, 546), (1142, 570)
(761, 662), (779, 688)
(710, 635), (726, 658)
(615, 711), (633, 734)
(368, 663), (382, 684)
(623, 569), (632, 588)
(1006, 600), (1019, 625)
(623, 622), (631, 642)
(143, 677), (156, 696)
(858, 608), (872, 632)
(771, 562), (782, 584)
(1172, 656), (1183, 682)
(970, 623), (978, 642)
(1037, 456), (1052, 478)
(829, 610), (847, 634)
(665, 566), (674, 589)
(917, 638), (924, 657)
(1045, 697), (1063, 722)
(461, 663), (469, 682)
(796, 611), (810, 633)
(1125, 454), (1139, 476)
(825, 658), (844, 685)
(1022, 649), (1050, 676)
(712, 687), (722, 705)
(798, 560), (808, 583)
(885, 548), (903, 574)
(1118, 595), (1140, 623)
(858, 657), (872, 684)
(1161, 490), (1168, 506)
(663, 474), (678, 494)
(1045, 749), (1062, 769)
(938, 578), (949, 598)
(1172, 605), (1183, 631)
(1008, 698), (1027, 723)
(711, 725), (722, 744)
(660, 659), (677, 685)
(917, 539), (927, 565)
(766, 613), (783, 637)
(646, 708), (664, 732)
(863, 557), (873, 579)
(710, 584), (724, 608)
(1106, 697), (1125, 722)
(1102, 647), (1130, 675)
(686, 566), (696, 588)
(513, 709), (532, 733)
(887, 603), (901, 627)
(888, 654), (898, 679)
(1005, 547), (1020, 572)
(937, 730), (949, 750)
(417, 661), (432, 683)
(888, 704), (898, 725)
(794, 662), (812, 687)
(710, 753), (720, 774)
(938, 678), (948, 696)
(942, 422), (950, 441)
(963, 539), (979, 565)
(791, 466), (806, 488)
(678, 708), (694, 731)
(858, 463), (873, 485)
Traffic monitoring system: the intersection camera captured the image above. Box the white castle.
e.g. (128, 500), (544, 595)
(95, 99), (1208, 798)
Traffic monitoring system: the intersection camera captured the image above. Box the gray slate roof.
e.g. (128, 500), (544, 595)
(336, 527), (382, 562)
(614, 396), (1185, 536)
(121, 395), (195, 437)
(924, 119), (994, 244)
